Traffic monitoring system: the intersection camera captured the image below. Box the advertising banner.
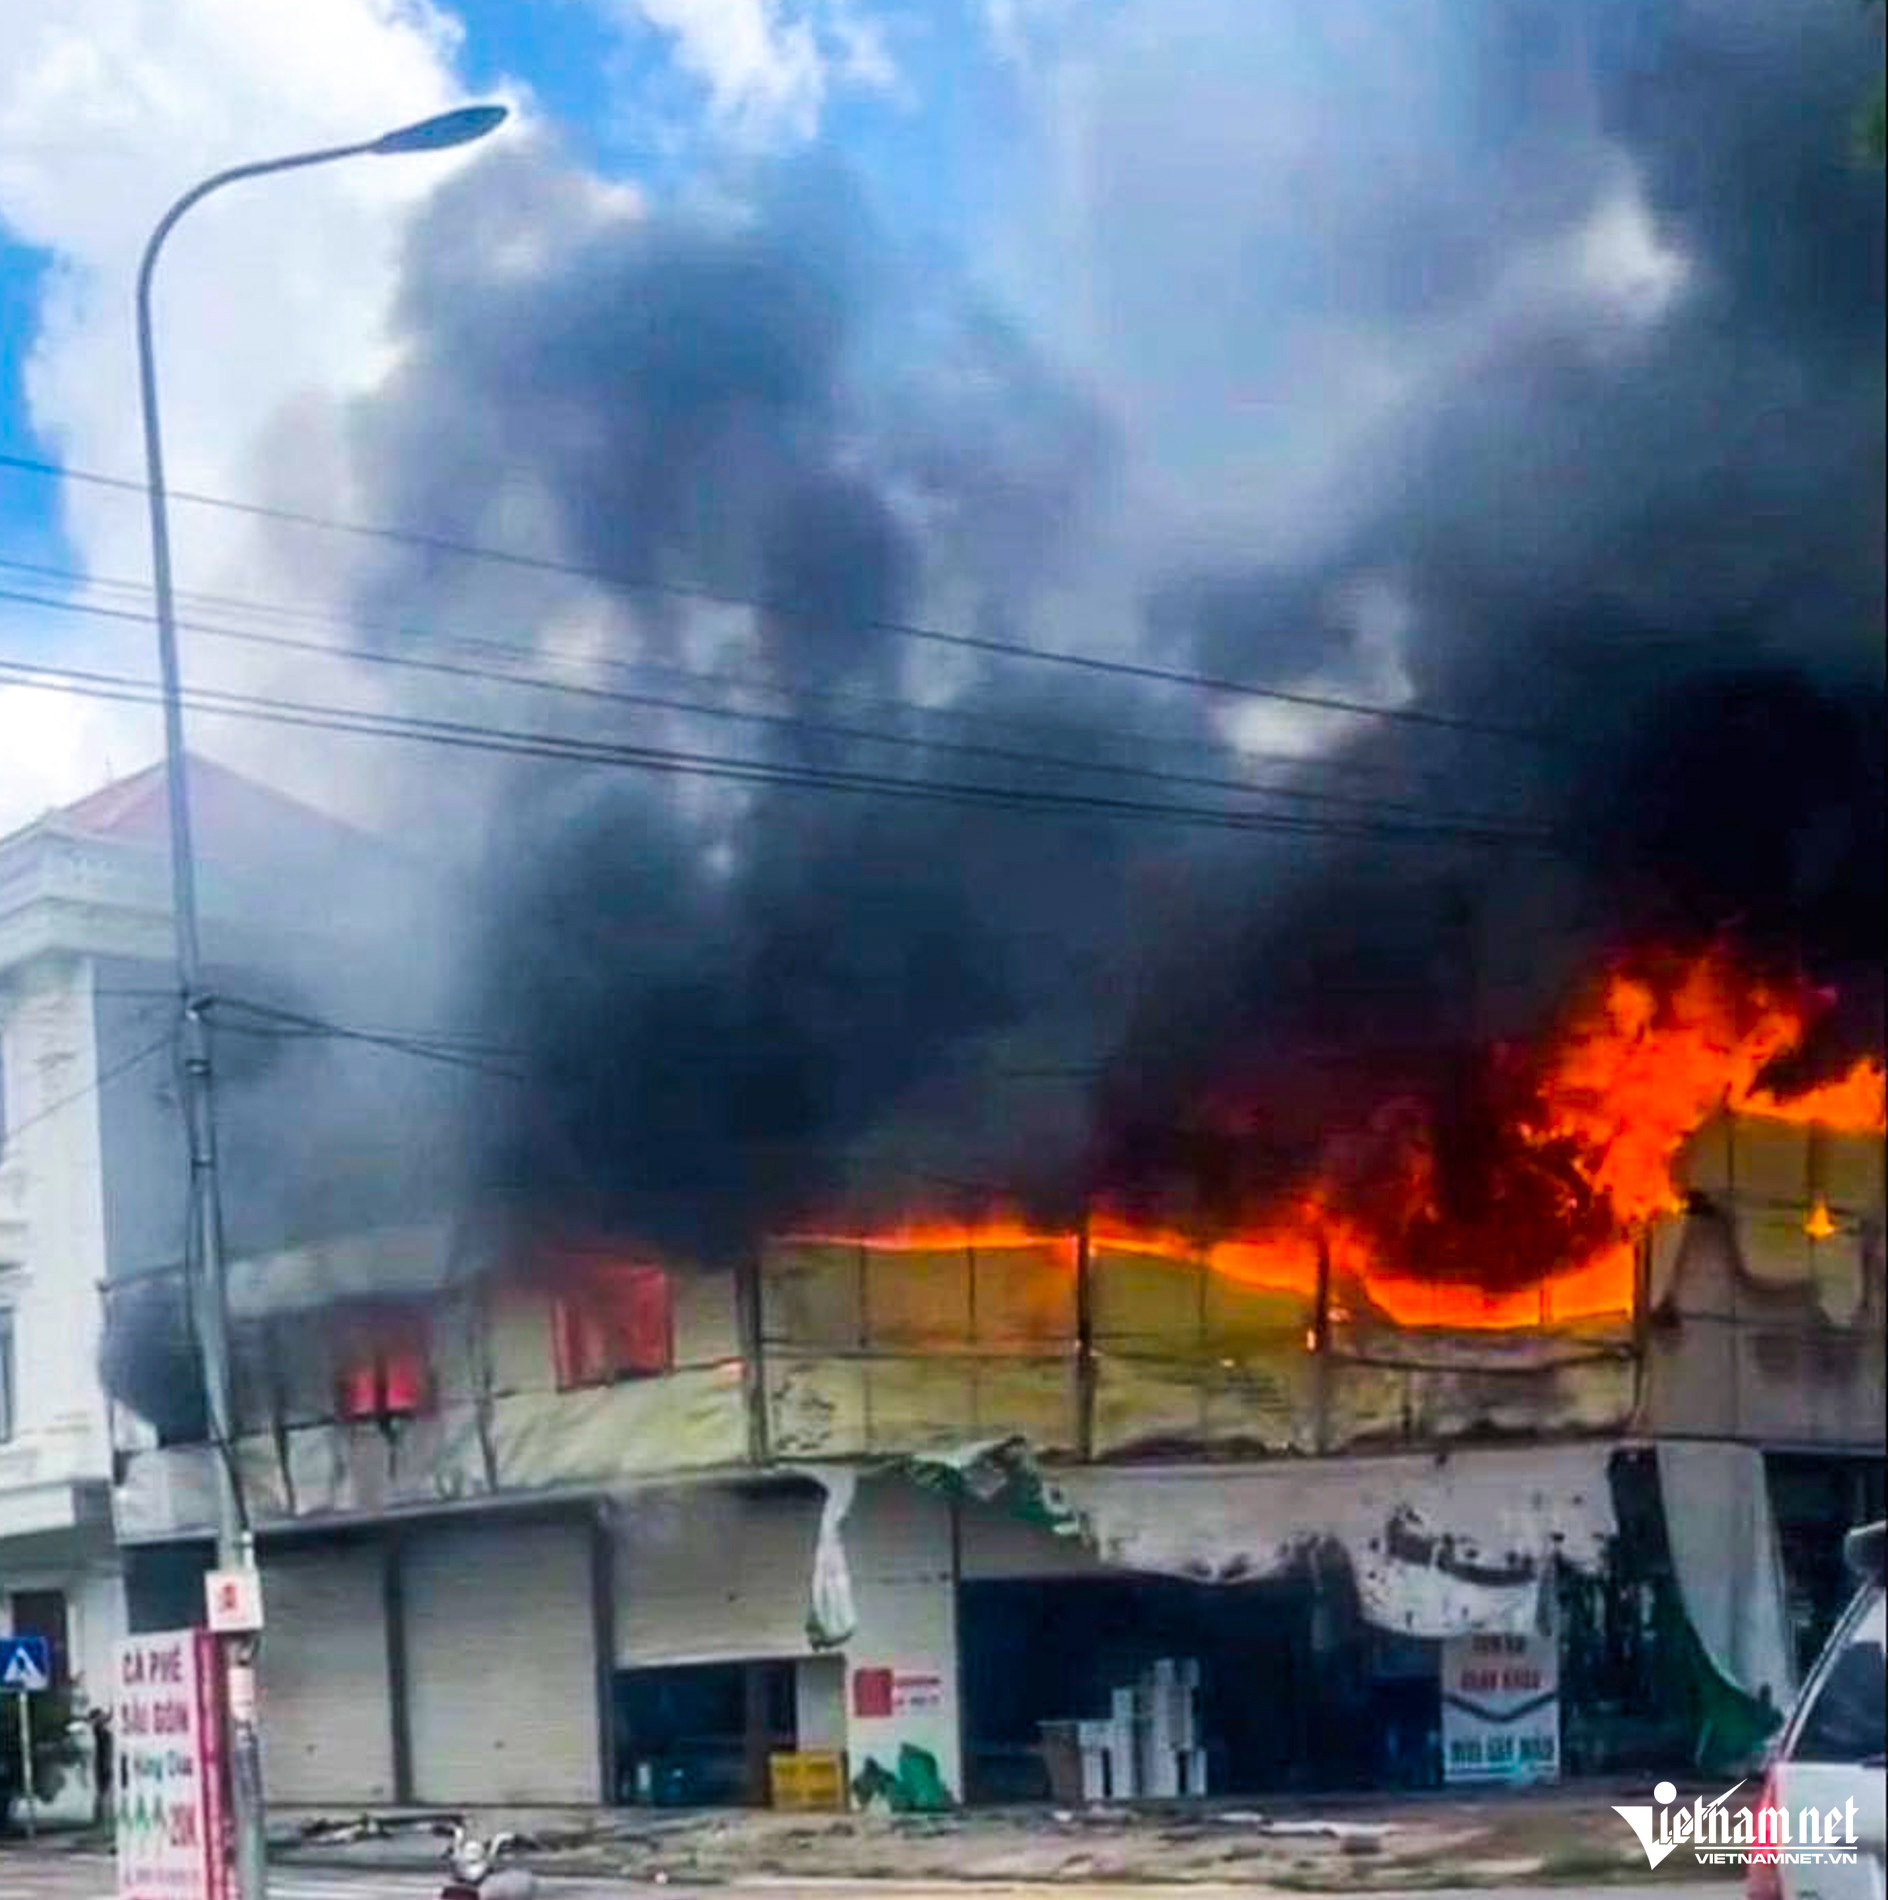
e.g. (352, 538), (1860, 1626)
(114, 1629), (231, 1900)
(1441, 1626), (1560, 1785)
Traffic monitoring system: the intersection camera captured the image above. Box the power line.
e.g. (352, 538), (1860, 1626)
(0, 559), (1520, 827)
(210, 997), (527, 1081)
(207, 996), (1114, 1085)
(0, 1030), (173, 1160)
(0, 580), (1553, 836)
(94, 984), (524, 1054)
(0, 448), (1560, 746)
(93, 976), (1602, 1054)
(0, 553), (1491, 799)
(0, 651), (1564, 849)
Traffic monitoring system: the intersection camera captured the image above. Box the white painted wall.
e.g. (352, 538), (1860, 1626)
(1, 839), (140, 1825)
(0, 1560), (122, 1831)
(69, 1565), (127, 1712)
(0, 1558), (124, 1709)
(0, 953), (115, 1505)
(838, 1476), (961, 1801)
(794, 1654), (846, 1752)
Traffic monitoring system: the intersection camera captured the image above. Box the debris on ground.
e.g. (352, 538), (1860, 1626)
(263, 1781), (1737, 1890)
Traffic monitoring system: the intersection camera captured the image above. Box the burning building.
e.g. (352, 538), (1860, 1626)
(77, 0), (1887, 1820)
(101, 929), (1885, 1806)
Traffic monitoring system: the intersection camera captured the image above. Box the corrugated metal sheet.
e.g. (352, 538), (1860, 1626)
(403, 1517), (600, 1803)
(615, 1485), (821, 1665)
(763, 1237), (1081, 1457)
(259, 1543), (395, 1805)
(1645, 1116), (1885, 1447)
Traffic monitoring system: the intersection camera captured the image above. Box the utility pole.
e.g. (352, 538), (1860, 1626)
(132, 104), (505, 1900)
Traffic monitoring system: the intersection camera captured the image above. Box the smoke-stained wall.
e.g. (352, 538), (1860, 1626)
(91, 958), (185, 1285)
(88, 768), (480, 1428)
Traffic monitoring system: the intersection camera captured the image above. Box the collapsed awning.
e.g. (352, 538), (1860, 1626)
(804, 1437), (1619, 1643)
(1657, 1439), (1796, 1713)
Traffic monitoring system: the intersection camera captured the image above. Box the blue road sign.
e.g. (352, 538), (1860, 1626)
(0, 1635), (51, 1692)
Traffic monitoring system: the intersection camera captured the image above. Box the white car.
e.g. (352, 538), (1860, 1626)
(1749, 1520), (1886, 1900)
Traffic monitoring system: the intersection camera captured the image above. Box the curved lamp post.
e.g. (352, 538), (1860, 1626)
(133, 103), (505, 1900)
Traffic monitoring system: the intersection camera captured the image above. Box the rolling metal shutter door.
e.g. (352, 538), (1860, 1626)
(616, 1486), (820, 1665)
(403, 1518), (600, 1803)
(259, 1544), (395, 1804)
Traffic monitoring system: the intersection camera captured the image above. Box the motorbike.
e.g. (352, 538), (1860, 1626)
(435, 1820), (540, 1899)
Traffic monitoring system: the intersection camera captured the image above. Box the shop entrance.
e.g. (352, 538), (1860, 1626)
(959, 1574), (1318, 1802)
(613, 1660), (796, 1806)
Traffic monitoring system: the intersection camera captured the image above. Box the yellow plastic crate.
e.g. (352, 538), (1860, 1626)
(770, 1748), (848, 1811)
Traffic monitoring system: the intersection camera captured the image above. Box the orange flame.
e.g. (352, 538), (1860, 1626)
(797, 950), (1882, 1334)
(1803, 1194), (1839, 1242)
(787, 1220), (1076, 1255)
(1744, 1059), (1887, 1129)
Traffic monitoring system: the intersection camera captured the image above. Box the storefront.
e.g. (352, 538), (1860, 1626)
(121, 1436), (1886, 1812)
(610, 1478), (827, 1805)
(250, 1507), (607, 1807)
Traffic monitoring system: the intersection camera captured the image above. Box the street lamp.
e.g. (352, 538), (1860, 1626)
(134, 102), (506, 1900)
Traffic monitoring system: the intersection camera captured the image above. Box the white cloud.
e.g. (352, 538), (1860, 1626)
(0, 0), (505, 833)
(0, 679), (154, 825)
(825, 3), (899, 94)
(978, 0), (1086, 71)
(599, 0), (897, 145)
(1566, 176), (1690, 330)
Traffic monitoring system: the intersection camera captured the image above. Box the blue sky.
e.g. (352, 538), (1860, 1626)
(0, 0), (1080, 821)
(0, 0), (1044, 588)
(0, 240), (68, 565)
(9, 0), (1851, 832)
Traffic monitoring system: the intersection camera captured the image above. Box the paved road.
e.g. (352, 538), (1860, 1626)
(0, 1853), (1746, 1899)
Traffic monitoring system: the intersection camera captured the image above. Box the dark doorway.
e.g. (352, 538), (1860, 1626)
(613, 1660), (795, 1805)
(1769, 1452), (1888, 1678)
(959, 1574), (1314, 1801)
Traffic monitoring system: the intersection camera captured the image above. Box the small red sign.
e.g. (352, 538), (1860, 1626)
(852, 1667), (893, 1718)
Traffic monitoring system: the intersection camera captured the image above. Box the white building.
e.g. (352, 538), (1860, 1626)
(0, 755), (380, 1730)
(0, 769), (177, 1722)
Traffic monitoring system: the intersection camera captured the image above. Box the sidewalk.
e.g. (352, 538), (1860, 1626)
(265, 1781), (1736, 1890)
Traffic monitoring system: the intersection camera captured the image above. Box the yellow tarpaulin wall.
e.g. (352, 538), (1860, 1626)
(760, 1234), (1638, 1459)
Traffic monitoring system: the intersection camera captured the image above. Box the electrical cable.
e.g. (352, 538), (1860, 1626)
(210, 998), (528, 1082)
(0, 550), (1524, 797)
(0, 448), (1561, 745)
(207, 996), (1112, 1082)
(0, 573), (1551, 831)
(0, 1028), (173, 1161)
(0, 650), (1565, 848)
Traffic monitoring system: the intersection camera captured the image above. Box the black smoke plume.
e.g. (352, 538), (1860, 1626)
(319, 0), (1881, 1266)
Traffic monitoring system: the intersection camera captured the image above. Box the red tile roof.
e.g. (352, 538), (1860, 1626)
(53, 754), (368, 860)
